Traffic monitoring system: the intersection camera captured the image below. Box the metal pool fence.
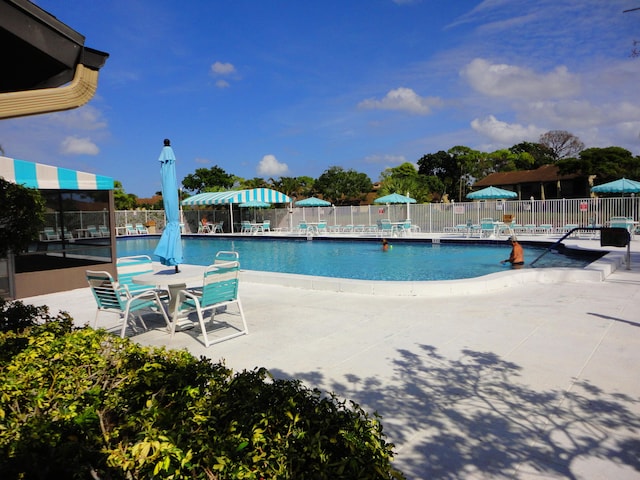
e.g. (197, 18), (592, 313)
(57, 196), (638, 235)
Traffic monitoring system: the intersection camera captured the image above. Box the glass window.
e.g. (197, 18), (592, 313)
(15, 190), (114, 273)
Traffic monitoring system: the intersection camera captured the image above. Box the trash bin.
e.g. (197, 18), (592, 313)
(146, 220), (156, 234)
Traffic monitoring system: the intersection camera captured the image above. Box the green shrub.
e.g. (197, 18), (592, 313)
(0, 302), (404, 479)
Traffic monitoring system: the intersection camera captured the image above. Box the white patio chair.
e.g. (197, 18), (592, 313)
(171, 261), (248, 347)
(87, 269), (170, 338)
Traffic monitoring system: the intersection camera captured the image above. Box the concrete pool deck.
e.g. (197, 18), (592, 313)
(20, 237), (640, 479)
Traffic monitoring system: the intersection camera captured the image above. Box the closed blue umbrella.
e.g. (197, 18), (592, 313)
(153, 139), (183, 272)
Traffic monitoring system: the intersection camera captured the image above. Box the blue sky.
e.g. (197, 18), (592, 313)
(2, 0), (638, 197)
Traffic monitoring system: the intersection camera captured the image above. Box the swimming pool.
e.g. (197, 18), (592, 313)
(117, 237), (601, 282)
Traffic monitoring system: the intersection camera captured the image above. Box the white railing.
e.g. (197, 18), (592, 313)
(103, 196), (639, 235)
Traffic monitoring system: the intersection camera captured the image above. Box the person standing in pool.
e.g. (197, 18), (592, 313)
(501, 236), (524, 267)
(382, 238), (389, 252)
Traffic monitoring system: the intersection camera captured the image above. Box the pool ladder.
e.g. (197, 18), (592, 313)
(529, 226), (631, 270)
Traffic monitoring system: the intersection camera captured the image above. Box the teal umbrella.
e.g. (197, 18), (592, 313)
(295, 196), (331, 221)
(591, 178), (640, 194)
(374, 192), (416, 220)
(467, 186), (517, 200)
(153, 139), (183, 272)
(295, 196), (331, 207)
(374, 193), (416, 204)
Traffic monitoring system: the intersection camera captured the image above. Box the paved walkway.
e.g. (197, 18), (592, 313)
(21, 240), (640, 479)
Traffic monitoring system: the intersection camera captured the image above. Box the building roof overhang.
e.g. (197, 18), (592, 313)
(0, 0), (109, 118)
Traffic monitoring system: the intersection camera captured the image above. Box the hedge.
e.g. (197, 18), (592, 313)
(0, 299), (404, 479)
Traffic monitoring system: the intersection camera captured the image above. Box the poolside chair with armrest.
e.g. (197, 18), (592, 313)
(136, 223), (149, 234)
(171, 261), (248, 347)
(116, 255), (170, 300)
(480, 218), (495, 238)
(258, 219), (271, 233)
(87, 270), (170, 338)
(610, 216), (634, 234)
(240, 221), (253, 234)
(59, 227), (74, 241)
(87, 225), (102, 237)
(99, 225), (110, 237)
(396, 220), (412, 236)
(43, 227), (60, 241)
(125, 224), (138, 235)
(316, 221), (328, 234)
(378, 219), (394, 237)
(296, 222), (309, 234)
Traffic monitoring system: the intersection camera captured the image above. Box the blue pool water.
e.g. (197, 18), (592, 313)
(117, 237), (599, 282)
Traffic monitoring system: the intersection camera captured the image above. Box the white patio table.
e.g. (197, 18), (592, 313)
(132, 264), (206, 328)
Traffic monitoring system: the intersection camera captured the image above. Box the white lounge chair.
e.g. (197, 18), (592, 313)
(42, 227), (60, 241)
(136, 223), (149, 234)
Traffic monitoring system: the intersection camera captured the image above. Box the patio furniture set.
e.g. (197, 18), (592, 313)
(86, 252), (248, 348)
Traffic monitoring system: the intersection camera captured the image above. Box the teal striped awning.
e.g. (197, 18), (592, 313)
(0, 156), (114, 190)
(182, 188), (292, 206)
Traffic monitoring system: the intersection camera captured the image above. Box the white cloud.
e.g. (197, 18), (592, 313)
(257, 154), (289, 177)
(364, 154), (407, 165)
(49, 105), (108, 130)
(470, 115), (543, 144)
(60, 136), (100, 155)
(215, 79), (230, 88)
(211, 61), (236, 75)
(358, 87), (442, 115)
(461, 58), (578, 100)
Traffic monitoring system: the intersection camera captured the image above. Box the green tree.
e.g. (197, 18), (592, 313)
(417, 150), (462, 200)
(315, 167), (372, 205)
(557, 146), (640, 183)
(446, 146), (492, 201)
(0, 178), (45, 256)
(240, 177), (271, 189)
(378, 162), (433, 203)
(113, 180), (138, 210)
(486, 148), (533, 173)
(509, 141), (556, 168)
(271, 176), (314, 200)
(182, 166), (234, 194)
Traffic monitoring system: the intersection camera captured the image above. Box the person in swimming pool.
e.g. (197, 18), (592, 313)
(501, 236), (524, 267)
(382, 238), (389, 252)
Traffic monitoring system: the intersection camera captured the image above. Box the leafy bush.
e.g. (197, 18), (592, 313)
(0, 301), (404, 479)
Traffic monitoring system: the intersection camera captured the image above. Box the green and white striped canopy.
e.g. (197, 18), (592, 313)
(182, 188), (291, 206)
